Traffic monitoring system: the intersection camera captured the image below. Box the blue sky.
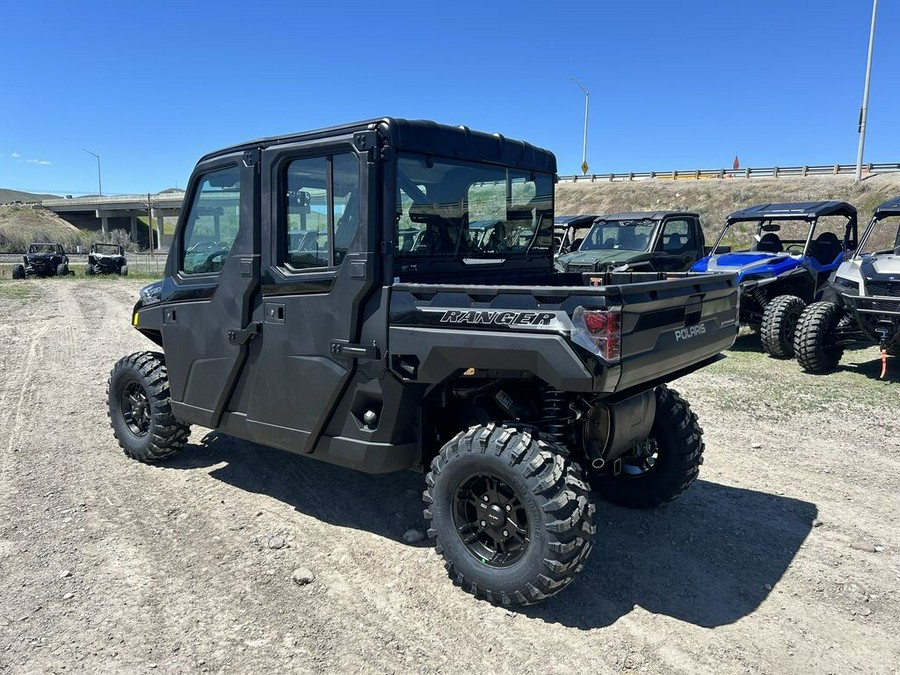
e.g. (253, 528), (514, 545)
(1, 0), (897, 195)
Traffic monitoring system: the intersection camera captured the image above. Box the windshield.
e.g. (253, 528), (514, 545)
(29, 244), (58, 254)
(579, 220), (657, 252)
(717, 219), (813, 253)
(93, 243), (120, 254)
(858, 215), (900, 256)
(395, 153), (553, 258)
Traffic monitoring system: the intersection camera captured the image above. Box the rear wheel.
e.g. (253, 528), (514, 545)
(107, 351), (191, 461)
(84, 264), (94, 276)
(12, 264), (25, 279)
(424, 424), (595, 606)
(760, 294), (806, 358)
(56, 263), (68, 276)
(794, 302), (845, 374)
(591, 385), (703, 509)
(120, 264), (128, 277)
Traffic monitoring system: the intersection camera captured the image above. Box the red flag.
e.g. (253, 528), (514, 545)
(733, 155), (740, 170)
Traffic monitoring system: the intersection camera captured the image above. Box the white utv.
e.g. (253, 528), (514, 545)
(794, 197), (900, 375)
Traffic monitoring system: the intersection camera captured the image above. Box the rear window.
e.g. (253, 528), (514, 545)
(395, 154), (553, 258)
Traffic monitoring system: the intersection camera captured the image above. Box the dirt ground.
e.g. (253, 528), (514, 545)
(0, 278), (898, 675)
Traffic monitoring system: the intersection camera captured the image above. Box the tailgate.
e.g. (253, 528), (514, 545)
(600, 272), (738, 392)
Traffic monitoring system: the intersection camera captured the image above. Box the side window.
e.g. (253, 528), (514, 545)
(659, 219), (690, 253)
(284, 152), (359, 270)
(181, 166), (241, 275)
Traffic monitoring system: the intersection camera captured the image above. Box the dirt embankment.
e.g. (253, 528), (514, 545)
(0, 278), (898, 674)
(556, 173), (900, 237)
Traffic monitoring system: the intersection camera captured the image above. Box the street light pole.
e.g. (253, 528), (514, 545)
(855, 0), (878, 182)
(568, 77), (590, 175)
(81, 148), (102, 196)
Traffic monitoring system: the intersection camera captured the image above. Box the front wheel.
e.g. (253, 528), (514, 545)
(107, 351), (191, 461)
(760, 294), (806, 358)
(591, 385), (703, 509)
(84, 264), (94, 276)
(794, 301), (845, 374)
(424, 424), (595, 606)
(56, 263), (68, 276)
(12, 264), (25, 279)
(119, 264), (128, 277)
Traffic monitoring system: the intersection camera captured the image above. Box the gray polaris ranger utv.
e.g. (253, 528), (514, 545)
(795, 196), (900, 375)
(107, 118), (738, 606)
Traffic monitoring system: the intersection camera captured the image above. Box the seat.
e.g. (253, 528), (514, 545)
(810, 231), (842, 265)
(663, 234), (686, 254)
(755, 232), (783, 253)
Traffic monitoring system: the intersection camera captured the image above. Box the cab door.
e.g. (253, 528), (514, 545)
(161, 151), (261, 428)
(655, 216), (699, 272)
(242, 141), (378, 454)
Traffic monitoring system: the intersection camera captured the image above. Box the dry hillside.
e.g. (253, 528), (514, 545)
(0, 205), (84, 252)
(556, 173), (900, 238)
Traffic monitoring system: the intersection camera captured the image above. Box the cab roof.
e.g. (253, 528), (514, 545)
(198, 117), (556, 173)
(598, 211), (698, 222)
(874, 196), (900, 217)
(727, 201), (856, 222)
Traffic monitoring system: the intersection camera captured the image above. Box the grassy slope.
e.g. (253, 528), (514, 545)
(0, 205), (83, 252)
(555, 173), (900, 240)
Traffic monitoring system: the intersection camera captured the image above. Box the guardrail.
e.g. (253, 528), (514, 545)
(559, 162), (900, 183)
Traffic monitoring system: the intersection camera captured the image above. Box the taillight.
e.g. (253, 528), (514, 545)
(572, 306), (622, 363)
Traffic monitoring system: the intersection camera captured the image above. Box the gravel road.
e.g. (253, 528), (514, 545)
(1, 278), (898, 674)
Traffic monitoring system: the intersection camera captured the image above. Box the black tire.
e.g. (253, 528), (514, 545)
(424, 424), (595, 606)
(591, 385), (703, 509)
(12, 264), (25, 280)
(120, 264), (128, 277)
(760, 294), (806, 358)
(107, 351), (191, 462)
(56, 263), (67, 276)
(794, 301), (845, 374)
(84, 264), (94, 276)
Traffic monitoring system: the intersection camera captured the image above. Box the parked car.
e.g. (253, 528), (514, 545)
(691, 201), (857, 357)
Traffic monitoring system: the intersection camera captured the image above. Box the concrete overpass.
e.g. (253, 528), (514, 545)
(41, 191), (185, 248)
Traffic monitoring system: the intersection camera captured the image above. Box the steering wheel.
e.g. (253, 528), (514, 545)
(785, 243), (805, 253)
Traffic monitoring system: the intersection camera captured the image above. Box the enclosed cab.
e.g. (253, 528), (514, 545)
(691, 201), (857, 357)
(107, 118), (738, 606)
(555, 211), (707, 274)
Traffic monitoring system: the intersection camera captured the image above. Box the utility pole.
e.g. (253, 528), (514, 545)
(568, 77), (590, 175)
(855, 0), (879, 182)
(147, 193), (154, 253)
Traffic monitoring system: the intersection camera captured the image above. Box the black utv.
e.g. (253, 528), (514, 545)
(795, 196), (900, 375)
(12, 242), (71, 278)
(107, 118), (739, 606)
(85, 242), (128, 276)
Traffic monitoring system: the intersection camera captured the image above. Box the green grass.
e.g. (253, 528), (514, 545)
(694, 331), (899, 434)
(0, 280), (41, 300)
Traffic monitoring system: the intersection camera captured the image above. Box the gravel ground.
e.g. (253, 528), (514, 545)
(0, 278), (898, 675)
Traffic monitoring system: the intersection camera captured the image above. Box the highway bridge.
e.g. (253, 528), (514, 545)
(39, 191), (185, 248)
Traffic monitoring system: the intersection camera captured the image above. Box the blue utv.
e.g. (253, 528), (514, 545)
(691, 201), (857, 357)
